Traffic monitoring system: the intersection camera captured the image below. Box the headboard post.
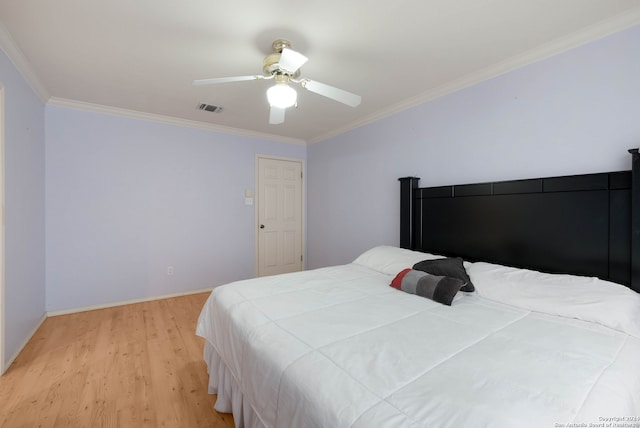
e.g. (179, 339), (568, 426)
(399, 177), (420, 249)
(629, 148), (640, 291)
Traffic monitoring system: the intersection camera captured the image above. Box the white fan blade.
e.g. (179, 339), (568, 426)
(300, 79), (361, 107)
(279, 48), (308, 74)
(193, 75), (262, 85)
(269, 106), (286, 124)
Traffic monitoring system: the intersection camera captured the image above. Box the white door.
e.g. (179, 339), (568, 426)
(257, 157), (303, 277)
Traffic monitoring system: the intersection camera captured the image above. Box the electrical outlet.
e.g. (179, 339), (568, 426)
(167, 266), (174, 275)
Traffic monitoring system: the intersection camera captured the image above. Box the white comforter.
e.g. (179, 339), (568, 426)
(197, 260), (640, 428)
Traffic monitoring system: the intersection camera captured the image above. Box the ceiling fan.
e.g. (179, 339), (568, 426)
(193, 39), (362, 125)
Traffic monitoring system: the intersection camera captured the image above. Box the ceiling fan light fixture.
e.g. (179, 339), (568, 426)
(267, 83), (297, 108)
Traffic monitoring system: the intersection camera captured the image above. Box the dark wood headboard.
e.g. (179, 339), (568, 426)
(400, 149), (640, 293)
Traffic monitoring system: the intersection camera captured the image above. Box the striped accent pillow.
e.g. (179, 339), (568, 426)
(390, 268), (466, 306)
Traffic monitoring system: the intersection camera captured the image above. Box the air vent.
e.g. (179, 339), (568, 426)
(198, 103), (224, 113)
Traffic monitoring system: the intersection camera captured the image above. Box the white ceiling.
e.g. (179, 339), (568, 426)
(1, 1), (639, 144)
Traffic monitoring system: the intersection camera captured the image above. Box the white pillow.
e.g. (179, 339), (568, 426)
(353, 245), (442, 275)
(467, 261), (640, 338)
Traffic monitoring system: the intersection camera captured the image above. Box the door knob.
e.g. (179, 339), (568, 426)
(260, 224), (265, 229)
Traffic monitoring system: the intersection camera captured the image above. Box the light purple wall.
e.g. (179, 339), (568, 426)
(0, 49), (46, 365)
(45, 107), (305, 312)
(307, 25), (640, 269)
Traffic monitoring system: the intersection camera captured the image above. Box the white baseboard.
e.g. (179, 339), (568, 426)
(3, 312), (47, 375)
(46, 287), (216, 317)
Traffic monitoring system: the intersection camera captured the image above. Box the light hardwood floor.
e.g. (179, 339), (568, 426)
(0, 292), (235, 427)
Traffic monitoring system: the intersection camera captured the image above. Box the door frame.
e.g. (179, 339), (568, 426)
(0, 85), (5, 375)
(254, 154), (305, 277)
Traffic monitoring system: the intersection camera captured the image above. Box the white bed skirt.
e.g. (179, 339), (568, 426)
(203, 341), (266, 428)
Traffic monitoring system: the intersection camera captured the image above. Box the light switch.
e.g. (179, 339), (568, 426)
(245, 197), (254, 206)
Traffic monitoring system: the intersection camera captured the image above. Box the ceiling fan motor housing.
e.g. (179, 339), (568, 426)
(262, 39), (301, 78)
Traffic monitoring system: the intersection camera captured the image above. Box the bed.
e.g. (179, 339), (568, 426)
(196, 150), (640, 428)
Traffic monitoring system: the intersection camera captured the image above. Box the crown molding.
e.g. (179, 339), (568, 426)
(0, 20), (50, 103)
(308, 9), (640, 144)
(48, 97), (307, 146)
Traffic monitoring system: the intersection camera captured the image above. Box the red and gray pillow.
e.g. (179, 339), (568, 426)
(412, 257), (475, 292)
(390, 268), (466, 306)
